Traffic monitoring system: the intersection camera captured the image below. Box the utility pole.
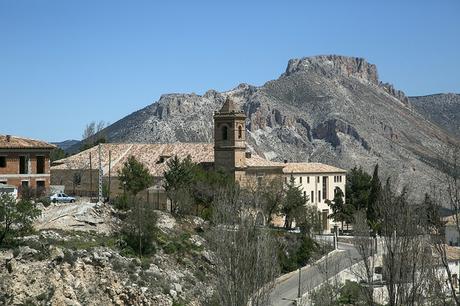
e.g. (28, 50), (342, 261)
(297, 267), (302, 298)
(108, 150), (111, 202)
(89, 152), (92, 202)
(98, 144), (103, 203)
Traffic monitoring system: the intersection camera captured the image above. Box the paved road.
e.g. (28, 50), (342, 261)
(270, 242), (359, 306)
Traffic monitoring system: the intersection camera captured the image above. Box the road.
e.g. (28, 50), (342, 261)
(270, 242), (359, 306)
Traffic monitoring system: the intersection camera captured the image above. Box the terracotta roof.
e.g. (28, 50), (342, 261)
(281, 162), (346, 174)
(245, 155), (284, 168)
(52, 143), (215, 177)
(52, 143), (346, 177)
(0, 134), (55, 150)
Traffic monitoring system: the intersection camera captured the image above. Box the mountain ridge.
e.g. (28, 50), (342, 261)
(68, 55), (458, 198)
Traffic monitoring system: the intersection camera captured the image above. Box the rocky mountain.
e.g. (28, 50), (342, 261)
(75, 55), (457, 198)
(409, 93), (460, 138)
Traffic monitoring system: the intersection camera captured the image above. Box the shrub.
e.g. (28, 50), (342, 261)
(113, 194), (129, 211)
(37, 196), (51, 207)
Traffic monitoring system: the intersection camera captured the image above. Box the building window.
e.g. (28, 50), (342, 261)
(299, 177), (302, 184)
(222, 126), (228, 140)
(21, 181), (29, 188)
(285, 177), (287, 184)
(303, 191), (306, 198)
(238, 125), (243, 139)
(318, 190), (321, 202)
(19, 156), (28, 174)
(256, 173), (264, 186)
(36, 180), (45, 196)
(317, 176), (320, 183)
(323, 176), (328, 201)
(36, 156), (45, 174)
(0, 156), (6, 168)
(307, 176), (310, 184)
(311, 191), (314, 202)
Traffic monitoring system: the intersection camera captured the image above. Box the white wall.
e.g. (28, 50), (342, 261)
(446, 225), (460, 246)
(284, 172), (346, 232)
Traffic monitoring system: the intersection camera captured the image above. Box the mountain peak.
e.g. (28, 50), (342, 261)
(284, 55), (379, 85)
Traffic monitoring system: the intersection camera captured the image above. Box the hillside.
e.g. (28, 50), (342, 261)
(0, 202), (215, 306)
(409, 93), (460, 138)
(71, 55), (457, 197)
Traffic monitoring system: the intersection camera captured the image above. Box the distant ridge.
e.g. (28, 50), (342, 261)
(409, 93), (460, 138)
(52, 140), (80, 152)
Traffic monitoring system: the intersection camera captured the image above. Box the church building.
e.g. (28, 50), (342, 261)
(51, 97), (346, 232)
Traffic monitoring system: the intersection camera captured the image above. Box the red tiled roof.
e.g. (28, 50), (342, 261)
(282, 162), (346, 174)
(0, 134), (56, 150)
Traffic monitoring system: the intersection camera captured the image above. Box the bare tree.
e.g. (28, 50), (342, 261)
(430, 143), (460, 305)
(82, 121), (96, 140)
(209, 186), (279, 306)
(378, 181), (440, 306)
(350, 210), (377, 305)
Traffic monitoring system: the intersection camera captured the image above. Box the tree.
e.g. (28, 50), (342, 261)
(346, 167), (372, 212)
(190, 167), (231, 218)
(378, 180), (440, 306)
(367, 164), (382, 232)
(81, 120), (108, 151)
(282, 175), (307, 229)
(163, 155), (196, 215)
(50, 147), (67, 162)
(82, 121), (96, 140)
(349, 211), (377, 306)
(0, 194), (41, 246)
(259, 177), (285, 225)
(209, 185), (279, 306)
(118, 156), (154, 257)
(326, 187), (354, 231)
(429, 143), (460, 306)
(118, 156), (153, 196)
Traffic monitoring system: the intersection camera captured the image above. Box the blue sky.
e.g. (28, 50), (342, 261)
(1, 0), (459, 142)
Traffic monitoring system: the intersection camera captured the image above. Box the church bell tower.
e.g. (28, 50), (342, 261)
(213, 96), (247, 181)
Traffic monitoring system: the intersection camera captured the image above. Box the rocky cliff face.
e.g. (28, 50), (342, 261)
(74, 55), (457, 198)
(409, 93), (460, 138)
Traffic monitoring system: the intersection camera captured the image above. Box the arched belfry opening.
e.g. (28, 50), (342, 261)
(213, 96), (247, 179)
(222, 125), (228, 140)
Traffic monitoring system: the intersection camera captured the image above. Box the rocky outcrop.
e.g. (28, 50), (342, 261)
(284, 55), (379, 85)
(1, 211), (215, 306)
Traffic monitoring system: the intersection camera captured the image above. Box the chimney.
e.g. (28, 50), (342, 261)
(284, 159), (288, 164)
(6, 135), (11, 142)
(245, 152), (252, 158)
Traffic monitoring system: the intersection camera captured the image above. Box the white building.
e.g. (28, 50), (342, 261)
(282, 162), (346, 233)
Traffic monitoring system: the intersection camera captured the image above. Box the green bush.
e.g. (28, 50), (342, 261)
(113, 194), (129, 210)
(37, 196), (51, 207)
(278, 234), (318, 273)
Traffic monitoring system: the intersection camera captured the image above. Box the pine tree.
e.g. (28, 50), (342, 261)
(327, 187), (354, 231)
(282, 175), (307, 229)
(367, 164), (382, 232)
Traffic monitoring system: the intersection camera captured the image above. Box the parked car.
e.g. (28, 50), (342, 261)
(50, 193), (76, 203)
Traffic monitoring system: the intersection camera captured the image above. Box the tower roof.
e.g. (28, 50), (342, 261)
(220, 96), (238, 113)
